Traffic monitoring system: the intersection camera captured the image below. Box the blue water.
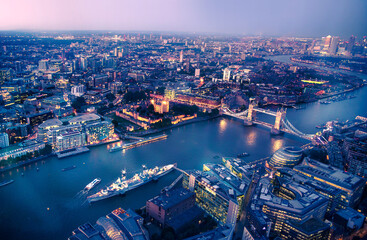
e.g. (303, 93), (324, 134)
(0, 59), (366, 239)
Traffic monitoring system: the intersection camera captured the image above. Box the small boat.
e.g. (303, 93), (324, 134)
(84, 178), (101, 191)
(0, 179), (14, 187)
(109, 145), (122, 152)
(237, 152), (249, 158)
(62, 165), (76, 172)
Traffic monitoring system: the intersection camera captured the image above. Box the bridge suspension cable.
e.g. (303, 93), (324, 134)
(281, 118), (315, 140)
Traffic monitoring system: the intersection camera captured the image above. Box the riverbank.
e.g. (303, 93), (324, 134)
(263, 85), (364, 109)
(130, 115), (221, 137)
(0, 138), (121, 173)
(0, 153), (55, 173)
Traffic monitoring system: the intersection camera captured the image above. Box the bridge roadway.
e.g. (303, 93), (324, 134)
(223, 110), (313, 141)
(252, 107), (277, 116)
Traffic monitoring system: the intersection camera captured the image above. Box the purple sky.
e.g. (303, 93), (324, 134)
(0, 0), (366, 37)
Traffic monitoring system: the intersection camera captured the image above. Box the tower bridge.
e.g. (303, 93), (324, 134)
(222, 104), (316, 141)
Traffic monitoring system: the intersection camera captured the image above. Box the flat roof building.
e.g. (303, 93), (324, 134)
(248, 176), (328, 237)
(293, 157), (365, 209)
(146, 187), (199, 230)
(68, 113), (101, 126)
(183, 163), (248, 226)
(69, 208), (149, 240)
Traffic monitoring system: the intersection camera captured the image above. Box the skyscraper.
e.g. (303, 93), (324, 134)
(223, 68), (231, 81)
(195, 68), (200, 77)
(0, 132), (9, 148)
(323, 35), (332, 49)
(329, 36), (340, 55)
(179, 50), (183, 63)
(346, 35), (356, 54)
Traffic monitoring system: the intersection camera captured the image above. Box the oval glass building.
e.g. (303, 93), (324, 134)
(268, 146), (303, 169)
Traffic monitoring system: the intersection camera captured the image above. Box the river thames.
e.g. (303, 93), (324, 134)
(1, 57), (367, 239)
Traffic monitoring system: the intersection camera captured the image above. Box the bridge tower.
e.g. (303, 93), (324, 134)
(244, 104), (255, 126)
(271, 108), (286, 135)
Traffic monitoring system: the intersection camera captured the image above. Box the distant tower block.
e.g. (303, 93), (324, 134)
(179, 50), (183, 63)
(271, 108), (286, 135)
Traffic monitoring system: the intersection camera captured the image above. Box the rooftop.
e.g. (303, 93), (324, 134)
(288, 218), (330, 235)
(38, 118), (62, 129)
(256, 177), (328, 215)
(294, 158), (365, 191)
(69, 113), (100, 124)
(148, 187), (194, 210)
(184, 225), (233, 240)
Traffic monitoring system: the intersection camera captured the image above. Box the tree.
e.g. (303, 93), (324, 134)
(211, 108), (219, 116)
(147, 104), (154, 113)
(156, 87), (165, 95)
(112, 119), (118, 127)
(106, 93), (115, 102)
(123, 91), (148, 103)
(71, 97), (86, 113)
(161, 227), (176, 240)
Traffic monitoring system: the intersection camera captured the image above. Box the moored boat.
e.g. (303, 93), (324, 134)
(87, 163), (176, 203)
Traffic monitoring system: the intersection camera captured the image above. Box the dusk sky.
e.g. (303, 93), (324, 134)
(1, 0), (366, 38)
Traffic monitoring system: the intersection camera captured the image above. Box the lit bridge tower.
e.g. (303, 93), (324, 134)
(244, 104), (255, 126)
(271, 108), (286, 135)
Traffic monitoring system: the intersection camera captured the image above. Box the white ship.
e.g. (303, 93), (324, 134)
(87, 164), (176, 203)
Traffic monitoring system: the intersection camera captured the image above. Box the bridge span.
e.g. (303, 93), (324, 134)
(222, 105), (316, 141)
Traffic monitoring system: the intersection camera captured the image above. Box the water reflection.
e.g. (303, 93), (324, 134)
(271, 138), (284, 153)
(246, 130), (257, 146)
(219, 119), (228, 134)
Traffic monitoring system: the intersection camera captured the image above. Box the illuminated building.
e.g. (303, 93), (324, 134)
(276, 168), (343, 213)
(280, 218), (330, 240)
(85, 121), (114, 144)
(249, 176), (328, 237)
(38, 59), (49, 71)
(268, 146), (303, 169)
(175, 93), (221, 109)
(71, 85), (86, 97)
(223, 68), (231, 81)
(0, 132), (9, 148)
(333, 208), (365, 232)
(47, 124), (83, 149)
(22, 110), (54, 128)
(164, 86), (191, 100)
(179, 50), (183, 63)
(182, 163), (248, 226)
(293, 158), (365, 209)
(329, 36), (340, 55)
(69, 208), (148, 240)
(184, 225), (234, 240)
(195, 68), (200, 77)
(6, 124), (30, 144)
(221, 157), (254, 184)
(151, 99), (169, 114)
(342, 137), (367, 178)
(146, 188), (198, 230)
(68, 113), (101, 126)
(0, 140), (45, 161)
(37, 118), (63, 143)
(56, 131), (86, 152)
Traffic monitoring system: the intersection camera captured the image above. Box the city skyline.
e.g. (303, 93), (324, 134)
(0, 0), (366, 38)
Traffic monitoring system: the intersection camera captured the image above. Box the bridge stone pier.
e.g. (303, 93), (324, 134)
(244, 104), (285, 135)
(271, 108), (286, 135)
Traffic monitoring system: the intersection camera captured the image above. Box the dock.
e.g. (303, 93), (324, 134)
(56, 147), (90, 159)
(122, 134), (168, 150)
